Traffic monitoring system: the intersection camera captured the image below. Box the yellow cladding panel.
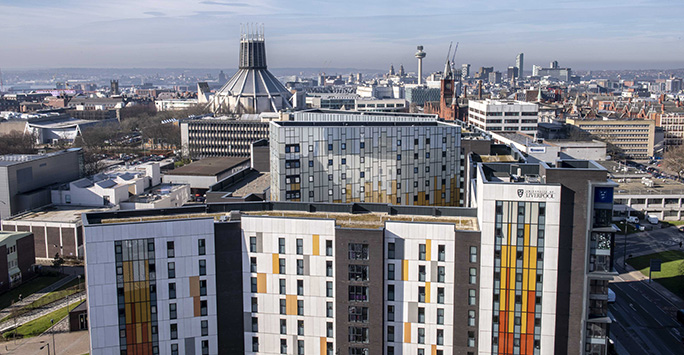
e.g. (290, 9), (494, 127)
(257, 273), (267, 293)
(524, 224), (530, 245)
(426, 240), (432, 261)
(313, 234), (320, 256)
(320, 337), (327, 354)
(432, 345), (437, 355)
(272, 254), (280, 274)
(404, 322), (411, 343)
(425, 282), (431, 303)
(286, 295), (297, 315)
(402, 260), (409, 281)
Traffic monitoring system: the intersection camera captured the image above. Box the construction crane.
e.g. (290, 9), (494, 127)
(451, 42), (459, 70)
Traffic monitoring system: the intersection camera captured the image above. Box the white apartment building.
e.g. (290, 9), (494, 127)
(468, 99), (539, 133)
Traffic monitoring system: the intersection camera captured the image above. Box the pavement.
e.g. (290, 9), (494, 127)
(0, 274), (78, 322)
(0, 326), (89, 355)
(610, 224), (684, 354)
(0, 292), (85, 333)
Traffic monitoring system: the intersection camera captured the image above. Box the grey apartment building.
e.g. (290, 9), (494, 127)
(270, 110), (464, 206)
(180, 116), (270, 159)
(84, 153), (616, 355)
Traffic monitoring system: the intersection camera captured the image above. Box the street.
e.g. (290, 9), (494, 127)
(610, 224), (684, 354)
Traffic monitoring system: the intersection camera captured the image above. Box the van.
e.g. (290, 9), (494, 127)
(647, 215), (659, 225)
(626, 216), (639, 224)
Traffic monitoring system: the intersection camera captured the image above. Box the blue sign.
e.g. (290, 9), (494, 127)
(594, 187), (614, 204)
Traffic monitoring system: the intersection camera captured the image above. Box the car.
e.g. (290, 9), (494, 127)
(647, 215), (659, 225)
(678, 225), (684, 233)
(608, 289), (616, 303)
(626, 216), (639, 224)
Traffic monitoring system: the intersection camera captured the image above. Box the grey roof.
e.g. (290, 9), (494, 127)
(96, 179), (117, 189)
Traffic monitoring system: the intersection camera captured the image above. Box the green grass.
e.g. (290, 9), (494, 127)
(666, 220), (684, 226)
(627, 250), (684, 299)
(0, 275), (65, 310)
(2, 303), (78, 340)
(2, 283), (84, 322)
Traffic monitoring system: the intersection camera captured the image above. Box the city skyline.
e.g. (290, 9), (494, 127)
(1, 0), (683, 71)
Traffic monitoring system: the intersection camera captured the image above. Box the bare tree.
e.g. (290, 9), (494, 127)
(0, 131), (36, 154)
(663, 144), (684, 179)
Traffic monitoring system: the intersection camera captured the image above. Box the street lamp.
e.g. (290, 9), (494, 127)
(51, 319), (56, 355)
(77, 274), (82, 292)
(40, 340), (50, 355)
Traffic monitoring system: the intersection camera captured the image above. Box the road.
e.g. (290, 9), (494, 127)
(610, 224), (684, 354)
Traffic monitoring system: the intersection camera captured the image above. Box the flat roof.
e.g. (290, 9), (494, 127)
(615, 178), (684, 196)
(164, 157), (249, 177)
(5, 206), (109, 223)
(0, 149), (79, 167)
(84, 202), (478, 230)
(0, 231), (32, 244)
(274, 121), (446, 127)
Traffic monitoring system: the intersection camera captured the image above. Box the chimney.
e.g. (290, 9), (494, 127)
(661, 104), (665, 113)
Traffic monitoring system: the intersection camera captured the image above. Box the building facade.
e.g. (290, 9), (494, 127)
(565, 118), (655, 158)
(269, 112), (463, 206)
(0, 231), (35, 292)
(180, 117), (269, 158)
(468, 100), (539, 133)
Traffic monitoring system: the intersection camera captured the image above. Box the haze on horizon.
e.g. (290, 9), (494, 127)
(1, 0), (683, 72)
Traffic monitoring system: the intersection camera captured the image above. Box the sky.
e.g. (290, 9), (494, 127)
(0, 0), (683, 72)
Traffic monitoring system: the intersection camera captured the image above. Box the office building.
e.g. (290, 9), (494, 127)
(462, 64), (471, 81)
(515, 53), (524, 79)
(467, 99), (539, 133)
(180, 115), (271, 158)
(0, 149), (83, 220)
(405, 86), (441, 106)
(565, 118), (655, 158)
(532, 62), (572, 82)
(269, 110), (463, 206)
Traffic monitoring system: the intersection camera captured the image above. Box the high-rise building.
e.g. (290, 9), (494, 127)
(269, 110), (463, 206)
(467, 99), (539, 133)
(110, 80), (120, 95)
(515, 53), (524, 79)
(180, 115), (270, 158)
(462, 64), (471, 81)
(84, 155), (616, 355)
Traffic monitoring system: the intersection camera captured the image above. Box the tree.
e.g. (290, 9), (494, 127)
(662, 144), (684, 179)
(52, 253), (65, 269)
(0, 130), (36, 154)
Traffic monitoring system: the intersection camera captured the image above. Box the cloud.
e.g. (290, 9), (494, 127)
(143, 11), (165, 17)
(200, 1), (250, 6)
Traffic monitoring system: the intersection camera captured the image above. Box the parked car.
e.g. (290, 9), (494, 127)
(647, 215), (659, 225)
(608, 289), (616, 303)
(678, 225), (684, 233)
(626, 216), (639, 224)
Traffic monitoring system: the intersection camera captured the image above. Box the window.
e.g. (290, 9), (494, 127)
(252, 317), (259, 333)
(397, 140), (402, 146)
(388, 243), (395, 259)
(198, 239), (206, 255)
(297, 300), (304, 315)
(388, 284), (395, 301)
(426, 152), (430, 159)
(388, 347), (394, 355)
(419, 286), (425, 302)
(327, 281), (334, 297)
(201, 320), (208, 336)
(251, 297), (258, 312)
(252, 337), (259, 352)
(280, 319), (287, 334)
(360, 142), (365, 149)
(360, 172), (365, 178)
(168, 262), (175, 278)
(297, 340), (305, 355)
(279, 258), (286, 274)
(349, 265), (369, 281)
(279, 238), (286, 254)
(419, 244), (426, 260)
(297, 259), (304, 275)
(169, 283), (176, 299)
(418, 307), (425, 323)
(199, 259), (206, 276)
(468, 331), (476, 347)
(169, 303), (177, 319)
(250, 257), (257, 272)
(437, 308), (444, 324)
(280, 299), (286, 315)
(280, 279), (286, 294)
(167, 241), (175, 258)
(309, 160), (314, 167)
(280, 339), (287, 354)
(468, 310), (476, 326)
(388, 325), (395, 342)
(298, 320), (304, 335)
(387, 263), (395, 280)
(250, 237), (257, 252)
(469, 267), (477, 284)
(327, 322), (334, 337)
(250, 277), (257, 293)
(296, 238), (303, 255)
(328, 143), (333, 151)
(414, 167), (419, 174)
(418, 265), (426, 281)
(438, 266), (445, 282)
(397, 154), (402, 160)
(469, 289), (476, 305)
(388, 305), (395, 321)
(437, 329), (444, 345)
(171, 344), (178, 355)
(297, 280), (304, 295)
(326, 261), (333, 277)
(341, 158), (346, 165)
(349, 243), (369, 260)
(327, 302), (333, 317)
(438, 245), (445, 261)
(348, 327), (369, 343)
(418, 327), (425, 344)
(349, 306), (369, 323)
(326, 240), (333, 256)
(200, 300), (207, 316)
(349, 286), (368, 302)
(341, 143), (346, 150)
(170, 324), (178, 340)
(470, 246), (477, 263)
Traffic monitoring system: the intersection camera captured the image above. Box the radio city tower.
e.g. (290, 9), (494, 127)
(415, 45), (426, 85)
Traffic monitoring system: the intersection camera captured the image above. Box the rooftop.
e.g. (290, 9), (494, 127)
(0, 148), (80, 167)
(84, 202), (478, 230)
(127, 183), (188, 203)
(0, 231), (32, 245)
(5, 206), (109, 223)
(164, 157), (249, 177)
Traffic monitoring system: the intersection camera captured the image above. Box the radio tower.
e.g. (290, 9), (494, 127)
(415, 45), (426, 85)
